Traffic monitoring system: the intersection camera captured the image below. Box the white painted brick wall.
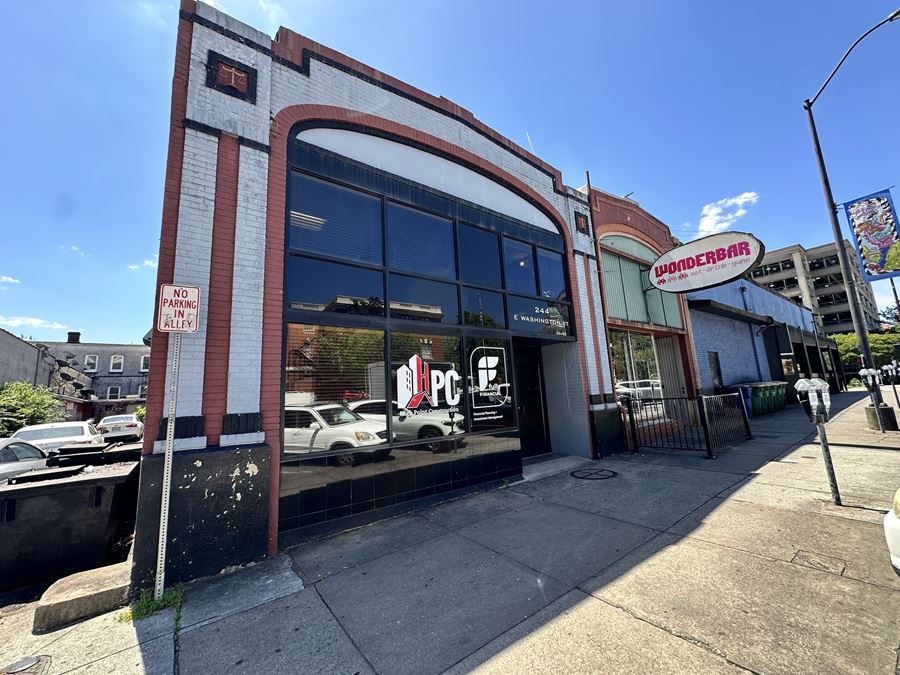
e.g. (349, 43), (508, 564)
(227, 145), (268, 414)
(587, 257), (613, 392)
(573, 255), (600, 395)
(162, 128), (218, 421)
(187, 24), (272, 145)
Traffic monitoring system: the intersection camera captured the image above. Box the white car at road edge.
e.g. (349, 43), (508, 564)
(885, 488), (900, 576)
(12, 421), (104, 453)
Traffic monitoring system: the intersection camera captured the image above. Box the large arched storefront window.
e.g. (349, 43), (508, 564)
(599, 235), (689, 402)
(279, 130), (575, 534)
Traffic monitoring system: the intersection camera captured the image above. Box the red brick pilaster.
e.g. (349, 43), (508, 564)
(144, 1), (196, 454)
(202, 134), (240, 445)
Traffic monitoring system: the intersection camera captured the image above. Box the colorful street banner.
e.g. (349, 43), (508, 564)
(843, 189), (900, 281)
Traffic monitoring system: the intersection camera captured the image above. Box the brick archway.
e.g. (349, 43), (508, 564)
(261, 104), (593, 553)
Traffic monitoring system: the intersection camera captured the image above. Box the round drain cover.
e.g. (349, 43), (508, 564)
(3, 655), (51, 675)
(570, 468), (618, 480)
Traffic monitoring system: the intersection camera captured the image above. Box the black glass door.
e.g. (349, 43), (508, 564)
(513, 339), (550, 457)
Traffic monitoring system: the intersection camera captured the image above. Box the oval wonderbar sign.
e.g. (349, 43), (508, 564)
(650, 231), (765, 293)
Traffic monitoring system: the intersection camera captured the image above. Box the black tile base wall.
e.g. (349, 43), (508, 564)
(278, 449), (521, 534)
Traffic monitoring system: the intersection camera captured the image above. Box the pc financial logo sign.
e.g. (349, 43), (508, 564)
(396, 355), (461, 410)
(471, 347), (507, 409)
(649, 231), (765, 294)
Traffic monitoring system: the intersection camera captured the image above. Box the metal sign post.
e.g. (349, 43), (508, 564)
(795, 378), (841, 506)
(154, 284), (200, 601)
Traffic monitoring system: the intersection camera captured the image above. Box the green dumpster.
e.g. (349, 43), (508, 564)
(749, 384), (765, 416)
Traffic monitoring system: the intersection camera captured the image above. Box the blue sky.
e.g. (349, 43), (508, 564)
(1, 1), (898, 342)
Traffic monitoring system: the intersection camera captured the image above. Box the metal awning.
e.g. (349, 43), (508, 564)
(687, 299), (771, 325)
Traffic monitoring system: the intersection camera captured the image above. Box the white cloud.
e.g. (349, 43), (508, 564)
(257, 0), (288, 31)
(0, 276), (20, 284)
(696, 191), (759, 237)
(128, 254), (158, 271)
(134, 1), (174, 30)
(61, 244), (88, 257)
(0, 315), (68, 331)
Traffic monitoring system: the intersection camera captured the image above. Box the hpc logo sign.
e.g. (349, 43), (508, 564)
(157, 284), (201, 333)
(396, 354), (461, 410)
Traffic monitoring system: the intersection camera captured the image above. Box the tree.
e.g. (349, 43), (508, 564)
(0, 381), (65, 436)
(832, 332), (900, 369)
(134, 405), (146, 422)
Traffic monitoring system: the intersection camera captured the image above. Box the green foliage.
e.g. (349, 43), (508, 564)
(0, 381), (64, 436)
(117, 588), (182, 623)
(832, 332), (900, 368)
(847, 378), (863, 389)
(134, 405), (146, 422)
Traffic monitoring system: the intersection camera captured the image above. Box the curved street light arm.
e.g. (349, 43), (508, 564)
(808, 9), (900, 107)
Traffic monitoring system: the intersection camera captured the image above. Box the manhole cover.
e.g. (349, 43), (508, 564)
(2, 656), (51, 675)
(570, 469), (618, 480)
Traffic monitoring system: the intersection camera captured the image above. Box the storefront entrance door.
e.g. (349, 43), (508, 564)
(513, 338), (551, 457)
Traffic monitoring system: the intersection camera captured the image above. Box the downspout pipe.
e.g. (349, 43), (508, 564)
(740, 284), (764, 381)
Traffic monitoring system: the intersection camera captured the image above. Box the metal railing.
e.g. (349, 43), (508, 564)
(624, 393), (751, 458)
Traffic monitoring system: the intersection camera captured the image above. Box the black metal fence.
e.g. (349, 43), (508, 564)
(625, 393), (751, 458)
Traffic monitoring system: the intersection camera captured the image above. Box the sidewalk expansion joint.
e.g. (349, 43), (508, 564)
(312, 586), (378, 675)
(589, 595), (761, 674)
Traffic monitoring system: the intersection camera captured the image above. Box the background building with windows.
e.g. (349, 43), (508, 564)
(36, 331), (150, 417)
(750, 240), (880, 334)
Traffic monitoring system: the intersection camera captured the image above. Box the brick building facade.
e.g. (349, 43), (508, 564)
(135, 1), (722, 584)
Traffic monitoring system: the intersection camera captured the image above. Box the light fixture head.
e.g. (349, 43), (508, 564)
(888, 8), (900, 21)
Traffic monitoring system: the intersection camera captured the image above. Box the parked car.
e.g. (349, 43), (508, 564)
(615, 379), (663, 405)
(0, 438), (50, 484)
(283, 403), (390, 465)
(885, 488), (900, 576)
(348, 399), (464, 452)
(97, 414), (144, 442)
(12, 421), (104, 453)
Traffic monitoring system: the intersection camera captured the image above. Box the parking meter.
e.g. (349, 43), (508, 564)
(794, 378), (841, 505)
(795, 378), (830, 423)
(883, 364), (900, 409)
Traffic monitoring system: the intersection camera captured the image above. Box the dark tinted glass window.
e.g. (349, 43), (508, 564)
(537, 248), (568, 302)
(387, 203), (455, 280)
(285, 255), (384, 316)
(289, 172), (382, 265)
(389, 274), (459, 324)
(465, 337), (514, 432)
(458, 224), (501, 288)
(462, 288), (506, 328)
(503, 239), (537, 296)
(507, 296), (572, 337)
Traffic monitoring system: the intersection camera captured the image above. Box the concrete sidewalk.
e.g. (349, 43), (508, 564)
(3, 390), (898, 674)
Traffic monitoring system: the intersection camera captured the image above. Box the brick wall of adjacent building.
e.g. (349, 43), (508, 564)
(689, 311), (771, 390)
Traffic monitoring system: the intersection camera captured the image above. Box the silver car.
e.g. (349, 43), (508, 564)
(12, 421), (104, 453)
(97, 414), (144, 442)
(0, 438), (49, 484)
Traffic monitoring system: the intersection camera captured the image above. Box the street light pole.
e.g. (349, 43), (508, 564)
(802, 101), (874, 370)
(803, 8), (900, 376)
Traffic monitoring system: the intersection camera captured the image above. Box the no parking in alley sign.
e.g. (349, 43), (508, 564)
(157, 284), (200, 333)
